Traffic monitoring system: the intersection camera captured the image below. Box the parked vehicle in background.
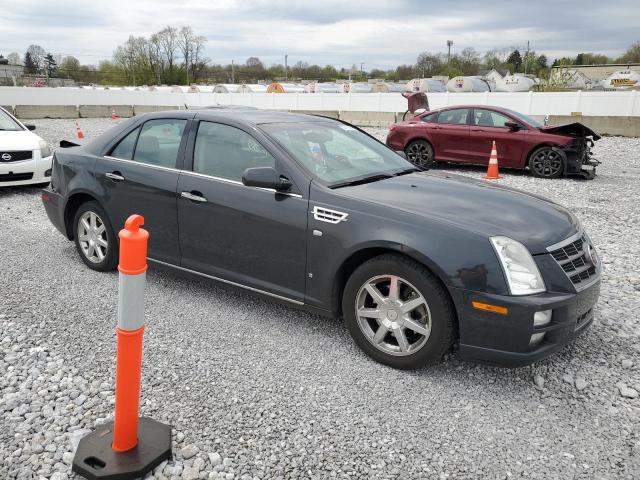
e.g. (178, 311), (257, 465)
(386, 105), (600, 179)
(0, 107), (53, 187)
(42, 110), (599, 369)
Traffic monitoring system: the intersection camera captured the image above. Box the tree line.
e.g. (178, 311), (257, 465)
(3, 33), (639, 86)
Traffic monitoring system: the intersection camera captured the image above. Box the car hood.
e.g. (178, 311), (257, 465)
(0, 130), (42, 150)
(538, 122), (601, 140)
(337, 171), (579, 254)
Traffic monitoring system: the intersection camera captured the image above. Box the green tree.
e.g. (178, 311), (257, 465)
(415, 52), (443, 77)
(507, 49), (522, 72)
(619, 41), (640, 63)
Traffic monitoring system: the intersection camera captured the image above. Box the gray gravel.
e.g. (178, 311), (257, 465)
(1, 119), (639, 479)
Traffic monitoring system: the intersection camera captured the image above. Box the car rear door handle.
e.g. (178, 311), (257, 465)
(181, 191), (207, 203)
(471, 128), (484, 132)
(105, 172), (125, 182)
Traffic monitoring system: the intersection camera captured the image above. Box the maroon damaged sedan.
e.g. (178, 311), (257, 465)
(386, 105), (600, 179)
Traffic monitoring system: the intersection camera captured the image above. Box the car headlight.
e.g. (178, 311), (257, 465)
(39, 139), (52, 158)
(490, 236), (546, 295)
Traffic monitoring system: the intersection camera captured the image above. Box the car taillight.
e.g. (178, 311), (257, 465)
(389, 124), (397, 132)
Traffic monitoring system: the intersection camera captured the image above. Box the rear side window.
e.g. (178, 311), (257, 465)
(193, 122), (275, 181)
(437, 109), (470, 125)
(110, 127), (140, 160)
(421, 112), (438, 123)
(133, 119), (187, 168)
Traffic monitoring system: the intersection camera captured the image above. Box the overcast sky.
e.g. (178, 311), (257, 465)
(2, 0), (638, 68)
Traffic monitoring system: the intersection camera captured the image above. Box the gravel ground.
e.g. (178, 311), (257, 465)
(1, 118), (639, 479)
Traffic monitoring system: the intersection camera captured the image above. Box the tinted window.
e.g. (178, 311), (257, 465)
(421, 112), (438, 123)
(194, 122), (275, 181)
(437, 109), (470, 125)
(133, 119), (187, 168)
(473, 109), (513, 128)
(110, 127), (140, 160)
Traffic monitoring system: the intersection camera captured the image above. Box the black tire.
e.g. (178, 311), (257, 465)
(528, 146), (565, 179)
(73, 201), (118, 271)
(405, 140), (435, 170)
(342, 254), (455, 369)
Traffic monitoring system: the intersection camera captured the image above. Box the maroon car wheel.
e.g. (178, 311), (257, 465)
(405, 140), (435, 170)
(528, 147), (565, 179)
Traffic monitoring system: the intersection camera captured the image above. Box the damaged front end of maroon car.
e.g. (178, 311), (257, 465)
(540, 122), (601, 179)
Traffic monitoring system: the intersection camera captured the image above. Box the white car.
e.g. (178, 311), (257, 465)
(0, 107), (53, 187)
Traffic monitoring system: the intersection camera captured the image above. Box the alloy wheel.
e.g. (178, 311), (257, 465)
(77, 211), (108, 264)
(406, 142), (433, 169)
(355, 275), (432, 356)
(531, 149), (563, 177)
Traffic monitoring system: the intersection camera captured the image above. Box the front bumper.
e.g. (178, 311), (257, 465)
(452, 280), (600, 367)
(0, 154), (53, 186)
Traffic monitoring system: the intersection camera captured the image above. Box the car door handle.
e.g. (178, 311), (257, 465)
(105, 172), (125, 182)
(181, 191), (207, 203)
(471, 128), (484, 132)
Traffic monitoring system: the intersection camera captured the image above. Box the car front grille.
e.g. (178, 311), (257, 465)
(548, 234), (598, 289)
(0, 150), (33, 162)
(0, 172), (34, 182)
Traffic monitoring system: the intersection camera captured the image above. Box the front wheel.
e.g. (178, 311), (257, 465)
(342, 254), (455, 369)
(528, 146), (565, 178)
(405, 140), (435, 170)
(73, 201), (118, 271)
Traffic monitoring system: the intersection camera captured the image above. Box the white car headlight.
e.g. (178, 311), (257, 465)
(38, 139), (52, 158)
(490, 236), (546, 295)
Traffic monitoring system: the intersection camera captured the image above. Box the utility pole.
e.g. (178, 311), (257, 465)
(447, 40), (453, 63)
(284, 54), (288, 80)
(231, 60), (235, 83)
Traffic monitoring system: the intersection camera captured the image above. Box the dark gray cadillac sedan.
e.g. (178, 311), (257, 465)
(42, 110), (600, 369)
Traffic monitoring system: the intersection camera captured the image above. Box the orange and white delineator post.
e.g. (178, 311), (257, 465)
(75, 122), (85, 140)
(111, 108), (118, 121)
(72, 215), (171, 480)
(112, 214), (148, 452)
(484, 141), (501, 179)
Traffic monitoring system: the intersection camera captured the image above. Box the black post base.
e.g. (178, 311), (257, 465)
(72, 417), (172, 480)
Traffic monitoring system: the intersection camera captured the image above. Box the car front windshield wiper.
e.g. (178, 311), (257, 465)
(329, 172), (394, 189)
(392, 167), (419, 176)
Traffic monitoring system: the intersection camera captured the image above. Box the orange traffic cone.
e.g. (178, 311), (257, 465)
(484, 141), (501, 179)
(75, 122), (85, 140)
(111, 108), (118, 121)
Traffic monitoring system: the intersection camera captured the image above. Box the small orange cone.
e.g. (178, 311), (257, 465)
(484, 141), (501, 179)
(111, 108), (118, 121)
(75, 122), (85, 140)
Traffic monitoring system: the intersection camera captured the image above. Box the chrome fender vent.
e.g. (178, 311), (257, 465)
(312, 206), (348, 224)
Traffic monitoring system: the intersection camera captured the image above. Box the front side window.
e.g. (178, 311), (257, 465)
(473, 109), (514, 128)
(193, 122), (276, 181)
(110, 127), (140, 160)
(132, 119), (187, 168)
(261, 121), (412, 186)
(437, 109), (470, 125)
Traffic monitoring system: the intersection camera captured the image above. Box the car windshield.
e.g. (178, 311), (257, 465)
(503, 108), (544, 128)
(261, 121), (414, 187)
(0, 109), (23, 131)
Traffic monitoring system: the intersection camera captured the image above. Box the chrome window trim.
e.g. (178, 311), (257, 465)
(102, 156), (303, 198)
(147, 258), (304, 305)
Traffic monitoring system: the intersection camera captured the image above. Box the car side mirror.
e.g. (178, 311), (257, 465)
(504, 121), (521, 130)
(242, 167), (292, 192)
(25, 124), (36, 131)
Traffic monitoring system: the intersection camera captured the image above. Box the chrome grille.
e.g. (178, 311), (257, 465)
(548, 234), (598, 288)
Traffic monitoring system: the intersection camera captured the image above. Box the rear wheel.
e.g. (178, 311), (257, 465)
(528, 146), (564, 178)
(73, 201), (118, 271)
(342, 254), (455, 369)
(405, 140), (435, 170)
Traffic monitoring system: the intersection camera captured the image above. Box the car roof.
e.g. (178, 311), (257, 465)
(194, 109), (331, 125)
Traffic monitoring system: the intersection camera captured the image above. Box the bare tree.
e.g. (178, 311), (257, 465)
(178, 26), (195, 83)
(158, 26), (178, 75)
(26, 45), (46, 74)
(190, 35), (208, 82)
(415, 52), (443, 77)
(7, 52), (21, 65)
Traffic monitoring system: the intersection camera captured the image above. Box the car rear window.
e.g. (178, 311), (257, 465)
(437, 109), (470, 125)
